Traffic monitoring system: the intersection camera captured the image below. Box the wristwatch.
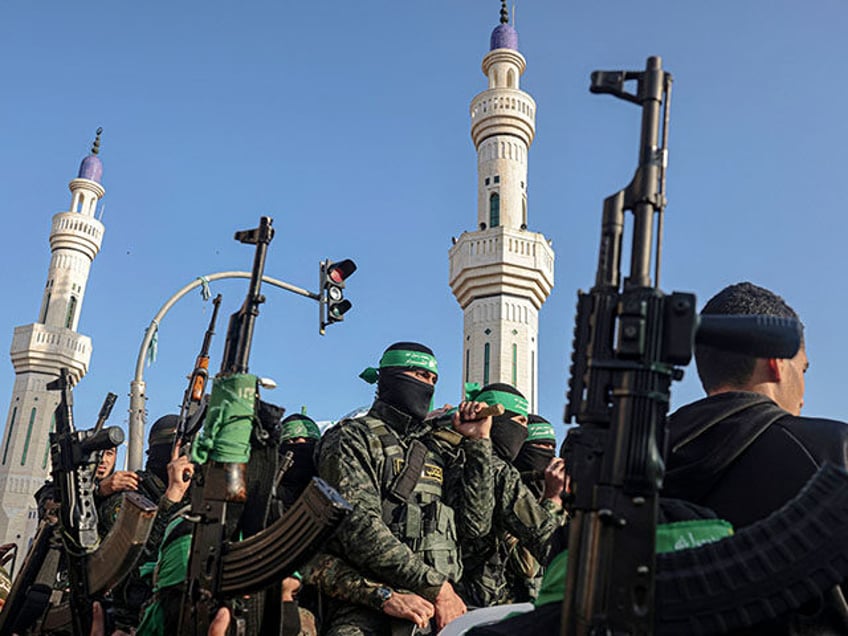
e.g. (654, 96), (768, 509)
(373, 585), (394, 609)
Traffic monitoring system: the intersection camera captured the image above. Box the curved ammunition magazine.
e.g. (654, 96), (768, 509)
(87, 491), (157, 593)
(657, 463), (848, 635)
(36, 492), (158, 633)
(219, 477), (351, 595)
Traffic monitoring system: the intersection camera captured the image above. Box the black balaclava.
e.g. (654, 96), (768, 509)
(514, 414), (556, 474)
(481, 383), (529, 462)
(146, 414), (179, 484)
(278, 413), (320, 509)
(279, 440), (318, 509)
(375, 342), (437, 422)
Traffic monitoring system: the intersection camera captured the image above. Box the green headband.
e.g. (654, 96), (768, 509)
(281, 417), (321, 441)
(467, 386), (529, 418)
(359, 349), (439, 384)
(526, 420), (556, 443)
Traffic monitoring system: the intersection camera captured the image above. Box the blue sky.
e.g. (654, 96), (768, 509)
(2, 2), (847, 464)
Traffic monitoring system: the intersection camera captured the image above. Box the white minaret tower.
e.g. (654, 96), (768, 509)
(449, 4), (554, 411)
(0, 129), (106, 554)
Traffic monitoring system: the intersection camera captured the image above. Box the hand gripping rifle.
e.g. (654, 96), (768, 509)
(179, 217), (351, 635)
(561, 57), (803, 636)
(0, 373), (157, 636)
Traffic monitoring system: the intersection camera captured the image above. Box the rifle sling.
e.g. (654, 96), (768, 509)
(390, 439), (429, 502)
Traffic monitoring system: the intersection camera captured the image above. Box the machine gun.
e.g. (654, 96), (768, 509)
(178, 217), (352, 635)
(0, 375), (156, 636)
(561, 57), (802, 636)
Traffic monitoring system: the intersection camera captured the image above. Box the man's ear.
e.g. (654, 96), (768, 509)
(765, 358), (782, 382)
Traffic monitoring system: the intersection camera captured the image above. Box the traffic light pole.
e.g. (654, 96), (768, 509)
(127, 270), (319, 471)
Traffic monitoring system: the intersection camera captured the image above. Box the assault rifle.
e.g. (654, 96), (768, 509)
(0, 375), (156, 636)
(561, 57), (802, 636)
(179, 217), (352, 635)
(174, 293), (222, 480)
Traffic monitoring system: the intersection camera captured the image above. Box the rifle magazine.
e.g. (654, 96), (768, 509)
(219, 477), (351, 595)
(87, 491), (157, 594)
(657, 463), (848, 634)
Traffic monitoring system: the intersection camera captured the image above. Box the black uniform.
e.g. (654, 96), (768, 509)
(664, 390), (848, 634)
(664, 391), (848, 527)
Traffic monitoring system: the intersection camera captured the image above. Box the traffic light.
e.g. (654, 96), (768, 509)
(320, 258), (357, 334)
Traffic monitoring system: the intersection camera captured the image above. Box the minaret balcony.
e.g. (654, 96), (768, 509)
(449, 227), (554, 309)
(49, 212), (104, 260)
(10, 324), (91, 383)
(68, 178), (105, 199)
(470, 89), (536, 147)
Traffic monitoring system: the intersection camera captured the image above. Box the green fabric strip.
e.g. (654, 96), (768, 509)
(281, 417), (321, 441)
(534, 519), (734, 608)
(472, 389), (529, 417)
(154, 530), (191, 591)
(379, 350), (438, 374)
(527, 420), (556, 443)
(191, 373), (257, 464)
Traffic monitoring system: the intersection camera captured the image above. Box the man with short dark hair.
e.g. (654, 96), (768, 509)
(664, 282), (848, 527)
(664, 281), (848, 632)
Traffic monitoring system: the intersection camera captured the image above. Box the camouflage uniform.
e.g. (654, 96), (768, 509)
(455, 454), (563, 608)
(316, 398), (493, 635)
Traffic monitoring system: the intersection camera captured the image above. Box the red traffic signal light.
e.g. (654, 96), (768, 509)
(320, 258), (357, 334)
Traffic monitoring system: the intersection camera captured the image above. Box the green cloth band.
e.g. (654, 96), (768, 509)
(359, 349), (438, 384)
(154, 526), (192, 591)
(534, 519), (734, 608)
(191, 373), (257, 464)
(526, 420), (556, 443)
(281, 417), (321, 441)
(469, 389), (529, 418)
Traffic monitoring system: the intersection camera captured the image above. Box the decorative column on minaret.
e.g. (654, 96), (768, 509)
(449, 4), (554, 412)
(0, 129), (106, 555)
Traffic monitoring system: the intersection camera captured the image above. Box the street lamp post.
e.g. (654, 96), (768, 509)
(127, 271), (319, 470)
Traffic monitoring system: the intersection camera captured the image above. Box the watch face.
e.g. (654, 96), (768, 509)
(376, 586), (393, 603)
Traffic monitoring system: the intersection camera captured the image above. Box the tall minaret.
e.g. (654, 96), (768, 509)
(449, 4), (554, 411)
(0, 129), (106, 554)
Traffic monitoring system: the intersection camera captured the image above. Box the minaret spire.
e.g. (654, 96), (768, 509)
(448, 7), (554, 412)
(91, 126), (103, 155)
(0, 130), (108, 554)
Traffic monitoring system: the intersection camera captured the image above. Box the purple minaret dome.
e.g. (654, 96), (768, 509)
(77, 127), (103, 183)
(490, 1), (518, 51)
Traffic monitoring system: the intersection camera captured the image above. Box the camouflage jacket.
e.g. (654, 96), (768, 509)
(455, 454), (563, 607)
(317, 399), (494, 602)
